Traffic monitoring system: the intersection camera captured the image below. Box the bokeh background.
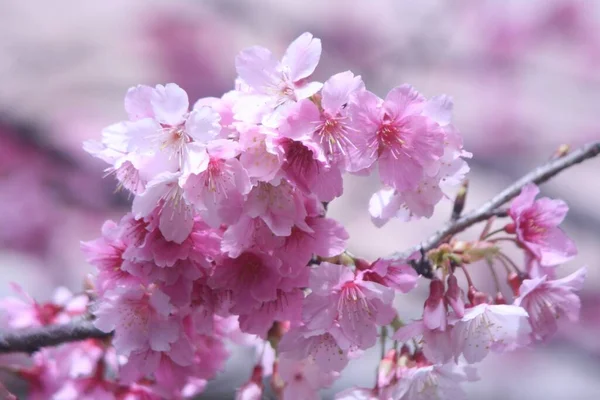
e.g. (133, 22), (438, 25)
(1, 0), (599, 398)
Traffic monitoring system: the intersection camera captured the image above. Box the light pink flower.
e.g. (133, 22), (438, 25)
(132, 171), (195, 244)
(238, 125), (282, 182)
(393, 321), (454, 364)
(0, 285), (87, 329)
(392, 363), (478, 400)
(279, 356), (339, 400)
(514, 266), (586, 341)
(243, 181), (310, 236)
(347, 86), (445, 191)
(303, 262), (396, 349)
(235, 32), (322, 109)
(278, 325), (353, 372)
(508, 184), (577, 266)
(182, 145), (251, 227)
(93, 285), (179, 356)
(237, 288), (304, 338)
(450, 304), (531, 364)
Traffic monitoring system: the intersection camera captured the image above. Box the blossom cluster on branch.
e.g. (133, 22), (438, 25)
(0, 32), (595, 400)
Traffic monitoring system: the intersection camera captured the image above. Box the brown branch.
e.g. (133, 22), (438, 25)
(0, 319), (110, 354)
(392, 141), (600, 262)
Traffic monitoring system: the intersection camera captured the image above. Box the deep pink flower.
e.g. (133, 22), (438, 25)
(450, 304), (531, 364)
(508, 184), (577, 266)
(514, 266), (586, 341)
(423, 279), (447, 331)
(303, 262), (396, 349)
(347, 85), (445, 191)
(208, 251), (283, 311)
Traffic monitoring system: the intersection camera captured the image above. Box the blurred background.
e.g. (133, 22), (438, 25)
(0, 0), (599, 398)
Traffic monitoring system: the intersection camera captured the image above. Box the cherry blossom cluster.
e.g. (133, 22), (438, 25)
(0, 32), (588, 400)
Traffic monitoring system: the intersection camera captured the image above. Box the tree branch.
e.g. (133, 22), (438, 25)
(0, 319), (110, 354)
(391, 141), (600, 262)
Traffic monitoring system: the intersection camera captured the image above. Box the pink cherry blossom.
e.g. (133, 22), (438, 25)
(235, 32), (322, 109)
(450, 303), (531, 364)
(243, 180), (310, 236)
(132, 171), (195, 244)
(393, 321), (454, 364)
(347, 86), (445, 191)
(508, 184), (577, 266)
(392, 363), (478, 400)
(514, 266), (586, 341)
(93, 285), (179, 356)
(423, 279), (447, 331)
(182, 145), (252, 227)
(303, 262), (396, 349)
(279, 355), (339, 400)
(278, 325), (353, 372)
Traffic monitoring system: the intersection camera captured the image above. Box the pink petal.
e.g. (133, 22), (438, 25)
(186, 106), (221, 143)
(124, 85), (154, 121)
(282, 32), (322, 82)
(422, 95), (454, 126)
(150, 83), (189, 126)
(235, 46), (279, 90)
(322, 71), (364, 114)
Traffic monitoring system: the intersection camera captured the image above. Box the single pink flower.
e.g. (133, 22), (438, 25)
(183, 143), (252, 227)
(508, 184), (577, 266)
(132, 171), (195, 244)
(392, 363), (478, 400)
(347, 85), (445, 191)
(280, 71), (365, 169)
(279, 355), (339, 400)
(303, 262), (396, 349)
(514, 266), (586, 341)
(278, 325), (353, 372)
(93, 285), (179, 356)
(235, 32), (323, 108)
(243, 181), (310, 236)
(450, 303), (531, 364)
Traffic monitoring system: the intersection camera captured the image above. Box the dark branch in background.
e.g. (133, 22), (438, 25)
(0, 142), (598, 354)
(390, 141), (600, 262)
(0, 319), (110, 354)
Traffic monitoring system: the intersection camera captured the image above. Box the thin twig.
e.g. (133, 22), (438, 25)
(0, 319), (110, 354)
(390, 141), (600, 262)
